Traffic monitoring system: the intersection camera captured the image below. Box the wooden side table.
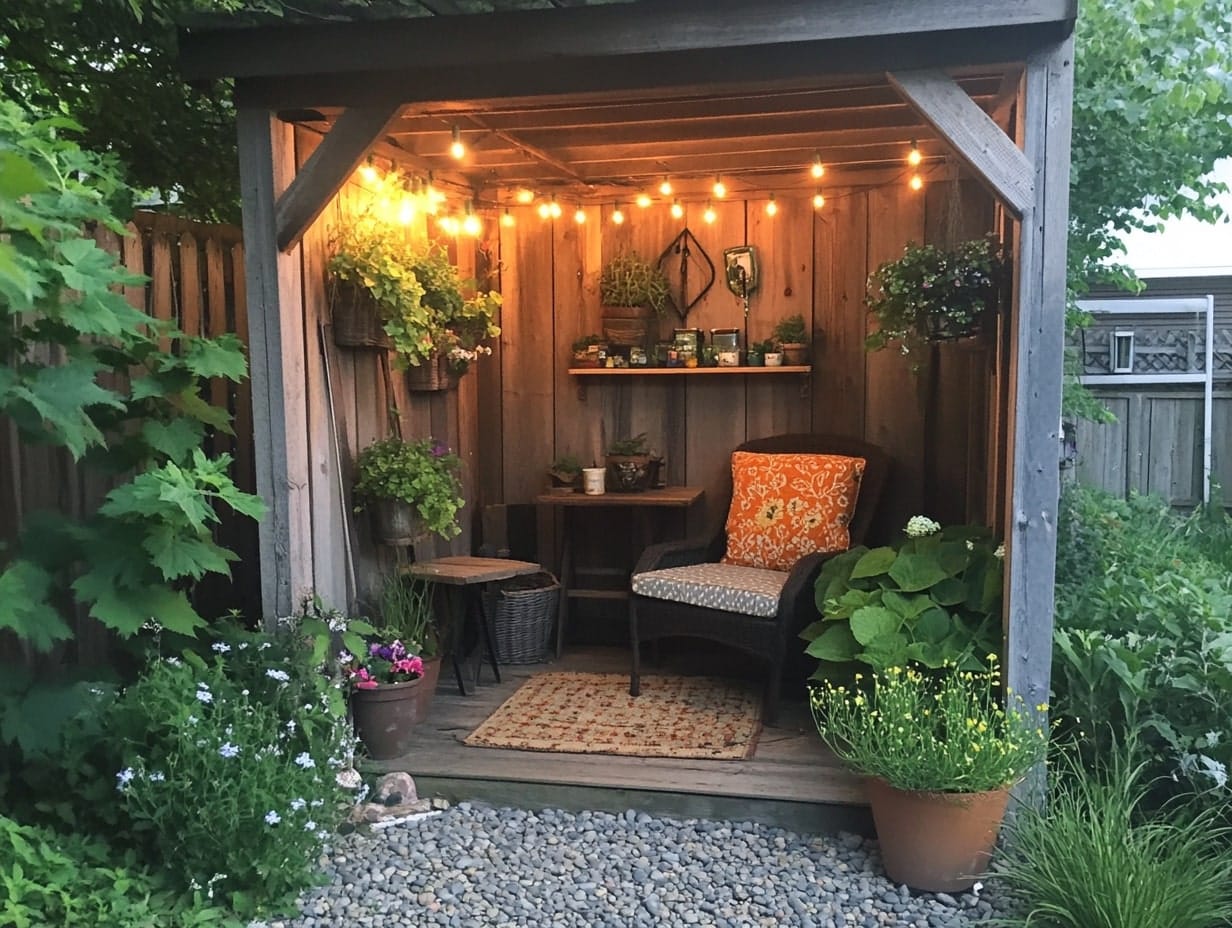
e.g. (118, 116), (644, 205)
(535, 487), (704, 656)
(405, 556), (541, 695)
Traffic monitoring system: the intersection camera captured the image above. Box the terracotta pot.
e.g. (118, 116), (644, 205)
(371, 498), (424, 546)
(350, 656), (442, 760)
(866, 778), (1010, 892)
(779, 342), (809, 365)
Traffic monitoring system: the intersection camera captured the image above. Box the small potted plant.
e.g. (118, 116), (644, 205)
(772, 313), (810, 365)
(865, 237), (1005, 357)
(746, 339), (775, 367)
(599, 251), (672, 348)
(810, 660), (1048, 892)
(800, 514), (1003, 675)
(571, 334), (606, 368)
(605, 433), (654, 492)
(548, 453), (583, 493)
(352, 436), (464, 545)
(408, 244), (502, 390)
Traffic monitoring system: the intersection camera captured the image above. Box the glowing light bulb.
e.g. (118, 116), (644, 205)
(537, 201), (552, 220)
(909, 174), (924, 191)
(659, 176), (673, 196)
(461, 200), (481, 237)
(670, 199), (683, 219)
(811, 152), (825, 179)
(398, 196), (416, 225)
(515, 188), (535, 205)
(359, 160), (378, 183)
(548, 196), (562, 219)
(501, 208), (516, 228)
(712, 176), (726, 198)
(574, 207), (587, 225)
(907, 141), (922, 167)
(812, 191), (825, 209)
(439, 215), (460, 236)
(765, 193), (778, 217)
(703, 199), (716, 224)
(611, 205), (625, 225)
(450, 125), (465, 160)
(636, 191), (652, 209)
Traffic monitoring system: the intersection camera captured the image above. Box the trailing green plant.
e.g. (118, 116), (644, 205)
(0, 814), (241, 928)
(990, 745), (1232, 928)
(608, 433), (650, 456)
(599, 251), (671, 314)
(410, 243), (501, 373)
(550, 453), (583, 479)
(377, 574), (439, 659)
(771, 313), (808, 345)
(801, 515), (1003, 676)
(0, 98), (261, 654)
(810, 660), (1048, 793)
(1052, 484), (1232, 803)
(352, 436), (464, 540)
(865, 238), (1005, 356)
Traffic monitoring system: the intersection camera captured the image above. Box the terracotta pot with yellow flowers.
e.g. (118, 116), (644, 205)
(810, 660), (1048, 892)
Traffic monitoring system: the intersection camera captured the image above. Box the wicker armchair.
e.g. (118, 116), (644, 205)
(627, 434), (890, 724)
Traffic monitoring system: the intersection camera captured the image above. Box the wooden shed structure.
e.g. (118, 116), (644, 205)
(182, 0), (1075, 808)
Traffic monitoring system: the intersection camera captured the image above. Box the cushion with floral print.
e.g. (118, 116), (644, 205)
(720, 451), (865, 571)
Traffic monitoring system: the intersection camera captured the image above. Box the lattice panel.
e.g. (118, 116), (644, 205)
(1074, 324), (1232, 376)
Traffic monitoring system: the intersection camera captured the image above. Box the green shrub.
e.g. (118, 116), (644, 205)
(991, 749), (1232, 928)
(352, 436), (465, 540)
(0, 814), (239, 928)
(1053, 484), (1232, 802)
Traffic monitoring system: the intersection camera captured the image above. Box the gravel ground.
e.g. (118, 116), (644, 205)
(269, 804), (1002, 928)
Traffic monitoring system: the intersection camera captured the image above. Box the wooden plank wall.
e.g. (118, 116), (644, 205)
(488, 177), (998, 547)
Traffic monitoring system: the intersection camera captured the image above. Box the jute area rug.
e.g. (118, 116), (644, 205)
(463, 672), (763, 760)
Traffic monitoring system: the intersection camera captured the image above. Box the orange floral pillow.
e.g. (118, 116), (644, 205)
(721, 452), (865, 571)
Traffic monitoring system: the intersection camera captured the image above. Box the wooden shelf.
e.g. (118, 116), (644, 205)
(568, 365), (811, 376)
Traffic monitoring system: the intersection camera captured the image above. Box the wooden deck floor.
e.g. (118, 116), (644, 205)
(371, 646), (871, 834)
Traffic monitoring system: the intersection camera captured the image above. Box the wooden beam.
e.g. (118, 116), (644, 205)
(237, 109), (312, 623)
(887, 69), (1033, 216)
(463, 115), (587, 184)
(275, 103), (402, 252)
(1004, 35), (1074, 801)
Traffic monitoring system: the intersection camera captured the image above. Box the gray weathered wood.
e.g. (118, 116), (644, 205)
(1005, 35), (1074, 800)
(276, 104), (402, 252)
(238, 108), (312, 623)
(887, 69), (1034, 216)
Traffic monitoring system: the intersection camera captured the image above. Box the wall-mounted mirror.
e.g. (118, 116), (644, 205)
(723, 246), (759, 301)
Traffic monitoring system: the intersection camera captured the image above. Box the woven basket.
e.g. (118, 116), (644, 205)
(406, 354), (458, 392)
(484, 571), (560, 664)
(331, 280), (393, 349)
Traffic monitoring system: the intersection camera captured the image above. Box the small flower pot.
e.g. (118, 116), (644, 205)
(865, 778), (1010, 892)
(779, 342), (809, 365)
(763, 352), (784, 367)
(350, 657), (442, 759)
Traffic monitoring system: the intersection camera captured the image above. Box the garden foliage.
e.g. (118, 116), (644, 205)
(1052, 484), (1232, 800)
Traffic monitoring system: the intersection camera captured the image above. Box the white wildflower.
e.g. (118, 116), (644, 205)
(195, 689), (213, 704)
(327, 613), (348, 633)
(258, 642), (272, 651)
(211, 642), (231, 653)
(965, 539), (974, 551)
(148, 770), (166, 783)
(285, 719), (297, 733)
(993, 543), (1006, 560)
(115, 767), (135, 791)
(304, 820), (317, 832)
(165, 656), (182, 666)
(338, 651), (353, 664)
(264, 810), (281, 825)
(219, 742), (240, 759)
(238, 641), (249, 650)
(186, 714), (199, 725)
(1206, 731), (1221, 747)
(266, 669), (291, 683)
(290, 797), (307, 811)
(904, 515), (941, 538)
(294, 752), (315, 770)
(141, 618), (163, 633)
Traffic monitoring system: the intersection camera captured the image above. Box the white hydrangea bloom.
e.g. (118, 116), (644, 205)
(904, 515), (941, 538)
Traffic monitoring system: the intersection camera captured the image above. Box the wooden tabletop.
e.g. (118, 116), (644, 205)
(535, 486), (705, 508)
(404, 556), (541, 585)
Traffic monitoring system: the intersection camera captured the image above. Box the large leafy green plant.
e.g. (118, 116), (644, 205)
(0, 99), (262, 651)
(352, 436), (464, 540)
(801, 516), (1003, 676)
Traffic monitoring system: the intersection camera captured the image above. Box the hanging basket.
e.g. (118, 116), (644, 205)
(406, 354), (459, 392)
(483, 572), (560, 664)
(370, 497), (425, 546)
(331, 280), (393, 350)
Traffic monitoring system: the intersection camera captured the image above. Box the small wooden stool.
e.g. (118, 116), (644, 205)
(405, 556), (541, 695)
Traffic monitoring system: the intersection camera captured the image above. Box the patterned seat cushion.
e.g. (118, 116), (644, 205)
(631, 563), (789, 618)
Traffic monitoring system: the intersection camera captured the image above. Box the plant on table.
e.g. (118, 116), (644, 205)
(865, 237), (1005, 356)
(801, 515), (1003, 678)
(549, 453), (584, 489)
(771, 314), (810, 363)
(353, 436), (464, 540)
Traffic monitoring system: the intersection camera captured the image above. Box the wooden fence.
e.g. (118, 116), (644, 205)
(0, 211), (258, 664)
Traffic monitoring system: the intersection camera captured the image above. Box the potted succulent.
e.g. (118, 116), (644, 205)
(352, 436), (464, 545)
(599, 251), (672, 348)
(548, 453), (584, 493)
(800, 515), (1004, 677)
(605, 433), (657, 492)
(772, 313), (810, 365)
(810, 660), (1048, 891)
(407, 244), (502, 390)
(865, 237), (1005, 357)
(746, 338), (775, 367)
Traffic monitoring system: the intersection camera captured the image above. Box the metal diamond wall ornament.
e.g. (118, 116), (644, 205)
(657, 228), (715, 321)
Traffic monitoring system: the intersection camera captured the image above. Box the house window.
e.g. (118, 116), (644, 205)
(1112, 330), (1135, 373)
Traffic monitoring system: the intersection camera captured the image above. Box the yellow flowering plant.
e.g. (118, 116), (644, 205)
(810, 659), (1049, 793)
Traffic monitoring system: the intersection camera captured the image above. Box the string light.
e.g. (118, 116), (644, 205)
(909, 174), (924, 191)
(670, 199), (684, 219)
(907, 140), (922, 167)
(425, 172), (442, 215)
(461, 200), (482, 237)
(812, 190), (826, 209)
(703, 199), (716, 224)
(636, 191), (652, 209)
(501, 207), (516, 228)
(515, 187), (535, 205)
(611, 204), (625, 225)
(450, 125), (465, 160)
(811, 152), (825, 179)
(359, 157), (378, 183)
(537, 200), (552, 220)
(712, 176), (727, 198)
(765, 193), (778, 217)
(548, 195), (562, 219)
(397, 195), (416, 225)
(574, 206), (587, 225)
(659, 176), (673, 196)
(438, 214), (460, 236)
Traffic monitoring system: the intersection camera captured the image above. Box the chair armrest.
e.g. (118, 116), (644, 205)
(775, 551), (833, 635)
(633, 537), (714, 574)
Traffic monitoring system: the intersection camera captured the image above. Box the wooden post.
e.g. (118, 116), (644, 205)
(1005, 35), (1074, 797)
(237, 109), (312, 624)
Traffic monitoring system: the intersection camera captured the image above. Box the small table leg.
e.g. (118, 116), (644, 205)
(474, 588), (502, 685)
